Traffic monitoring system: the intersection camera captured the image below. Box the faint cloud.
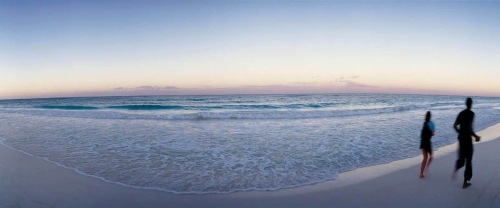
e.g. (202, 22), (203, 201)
(343, 81), (370, 88)
(163, 86), (179, 90)
(136, 85), (156, 90)
(242, 85), (284, 88)
(334, 76), (372, 88)
(311, 75), (322, 83)
(113, 85), (179, 91)
(334, 76), (359, 82)
(295, 82), (312, 85)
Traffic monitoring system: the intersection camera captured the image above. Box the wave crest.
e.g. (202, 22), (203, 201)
(106, 105), (184, 110)
(38, 105), (99, 110)
(0, 103), (461, 120)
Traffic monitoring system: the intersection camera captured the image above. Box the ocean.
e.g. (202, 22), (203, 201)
(0, 94), (499, 194)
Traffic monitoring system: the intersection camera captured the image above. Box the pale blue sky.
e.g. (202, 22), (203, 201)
(1, 1), (499, 99)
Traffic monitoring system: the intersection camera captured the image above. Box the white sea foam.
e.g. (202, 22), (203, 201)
(0, 103), (466, 121)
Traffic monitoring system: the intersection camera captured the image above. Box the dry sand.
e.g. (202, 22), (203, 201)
(2, 124), (500, 208)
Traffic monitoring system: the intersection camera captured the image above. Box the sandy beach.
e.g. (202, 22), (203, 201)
(2, 124), (500, 208)
(3, 0), (500, 207)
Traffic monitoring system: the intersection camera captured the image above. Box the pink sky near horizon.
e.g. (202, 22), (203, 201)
(4, 80), (499, 100)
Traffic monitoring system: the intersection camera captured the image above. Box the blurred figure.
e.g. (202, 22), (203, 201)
(452, 97), (481, 189)
(419, 111), (435, 178)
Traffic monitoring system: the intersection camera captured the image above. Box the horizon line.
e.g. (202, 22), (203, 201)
(1, 92), (496, 101)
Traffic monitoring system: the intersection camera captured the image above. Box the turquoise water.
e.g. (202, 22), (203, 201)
(0, 94), (499, 193)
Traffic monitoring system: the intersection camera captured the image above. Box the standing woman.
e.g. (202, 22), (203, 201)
(420, 111), (435, 178)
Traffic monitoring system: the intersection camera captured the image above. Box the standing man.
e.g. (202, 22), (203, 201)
(453, 97), (481, 189)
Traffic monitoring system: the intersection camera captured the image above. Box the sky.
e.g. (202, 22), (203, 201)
(1, 0), (499, 99)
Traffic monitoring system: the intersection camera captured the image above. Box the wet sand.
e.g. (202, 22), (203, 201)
(2, 124), (500, 208)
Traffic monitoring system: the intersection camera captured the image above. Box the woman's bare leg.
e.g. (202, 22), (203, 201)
(426, 154), (433, 173)
(420, 149), (428, 178)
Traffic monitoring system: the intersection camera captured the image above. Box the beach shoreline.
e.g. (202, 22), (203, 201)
(2, 123), (500, 207)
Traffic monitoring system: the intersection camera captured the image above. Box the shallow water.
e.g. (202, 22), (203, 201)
(1, 94), (499, 193)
